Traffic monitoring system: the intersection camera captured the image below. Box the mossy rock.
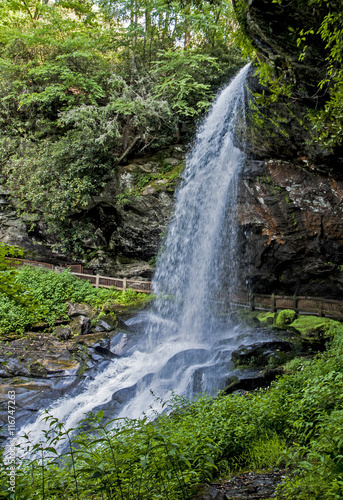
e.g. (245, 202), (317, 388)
(54, 325), (72, 340)
(236, 309), (261, 328)
(275, 309), (298, 329)
(257, 312), (276, 326)
(289, 316), (343, 339)
(231, 341), (294, 368)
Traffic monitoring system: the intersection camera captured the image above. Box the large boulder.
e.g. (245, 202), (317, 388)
(68, 303), (94, 319)
(94, 315), (129, 333)
(54, 325), (72, 340)
(231, 340), (294, 368)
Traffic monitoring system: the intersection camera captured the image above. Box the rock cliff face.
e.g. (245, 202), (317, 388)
(241, 0), (328, 91)
(81, 145), (185, 277)
(236, 159), (343, 298)
(232, 0), (343, 298)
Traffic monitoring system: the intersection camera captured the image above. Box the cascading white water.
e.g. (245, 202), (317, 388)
(19, 63), (256, 443)
(149, 63), (250, 343)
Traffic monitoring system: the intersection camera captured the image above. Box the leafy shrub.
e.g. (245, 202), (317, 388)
(278, 410), (343, 499)
(84, 287), (153, 310)
(0, 267), (93, 335)
(0, 266), (151, 336)
(0, 294), (37, 335)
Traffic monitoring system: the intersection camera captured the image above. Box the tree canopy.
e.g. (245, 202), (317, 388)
(0, 0), (244, 254)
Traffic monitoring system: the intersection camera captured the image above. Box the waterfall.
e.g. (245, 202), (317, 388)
(150, 62), (250, 343)
(18, 63), (255, 443)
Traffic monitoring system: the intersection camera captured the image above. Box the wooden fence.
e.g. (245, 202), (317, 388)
(6, 259), (343, 317)
(7, 258), (152, 294)
(72, 273), (152, 293)
(228, 291), (343, 320)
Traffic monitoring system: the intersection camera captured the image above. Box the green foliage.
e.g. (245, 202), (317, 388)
(3, 78), (176, 253)
(152, 50), (220, 117)
(116, 161), (184, 207)
(135, 162), (184, 191)
(0, 0), (245, 255)
(307, 3), (343, 148)
(84, 286), (153, 311)
(0, 266), (93, 335)
(0, 265), (150, 336)
(230, 0), (257, 60)
(1, 318), (343, 498)
(278, 410), (343, 499)
(242, 433), (287, 470)
(0, 243), (31, 304)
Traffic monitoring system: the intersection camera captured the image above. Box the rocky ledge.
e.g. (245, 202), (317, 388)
(223, 309), (343, 394)
(193, 469), (287, 499)
(0, 303), (133, 441)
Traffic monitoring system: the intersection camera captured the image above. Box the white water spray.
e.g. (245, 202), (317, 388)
(19, 64), (255, 442)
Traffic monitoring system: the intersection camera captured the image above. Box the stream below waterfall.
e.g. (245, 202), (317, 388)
(17, 63), (271, 445)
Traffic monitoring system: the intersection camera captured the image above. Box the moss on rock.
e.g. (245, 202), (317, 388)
(275, 309), (298, 329)
(256, 311), (275, 326)
(289, 316), (343, 339)
(235, 309), (261, 327)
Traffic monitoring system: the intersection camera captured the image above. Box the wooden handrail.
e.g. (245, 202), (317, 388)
(228, 291), (343, 320)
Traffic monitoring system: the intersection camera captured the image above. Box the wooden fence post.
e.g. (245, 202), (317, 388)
(293, 294), (298, 313)
(123, 278), (127, 291)
(95, 274), (100, 289)
(271, 293), (276, 313)
(250, 293), (255, 311)
(319, 300), (324, 317)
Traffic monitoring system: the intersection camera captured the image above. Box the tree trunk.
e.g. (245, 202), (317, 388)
(130, 1), (138, 82)
(144, 3), (151, 65)
(184, 4), (191, 49)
